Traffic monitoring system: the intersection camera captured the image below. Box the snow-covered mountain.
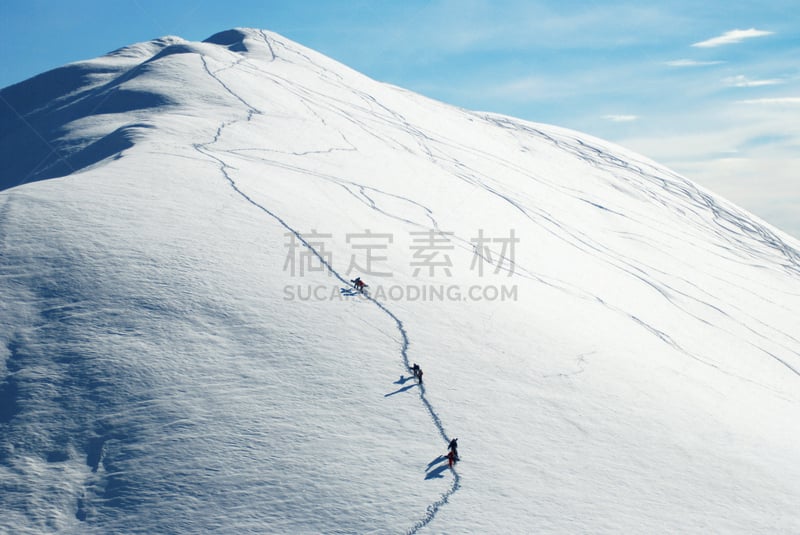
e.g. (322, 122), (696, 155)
(2, 28), (799, 534)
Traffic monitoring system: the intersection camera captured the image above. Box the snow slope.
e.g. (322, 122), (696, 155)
(1, 28), (799, 534)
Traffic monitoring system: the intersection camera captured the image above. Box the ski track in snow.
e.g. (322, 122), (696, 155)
(323, 92), (800, 390)
(303, 81), (800, 392)
(194, 48), (459, 534)
(211, 35), (800, 396)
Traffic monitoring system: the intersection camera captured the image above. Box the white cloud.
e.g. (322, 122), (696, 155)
(603, 114), (638, 122)
(692, 28), (773, 48)
(723, 75), (783, 87)
(666, 59), (724, 67)
(739, 97), (800, 105)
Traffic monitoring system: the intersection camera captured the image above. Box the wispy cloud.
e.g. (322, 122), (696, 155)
(724, 75), (783, 87)
(482, 76), (548, 100)
(603, 114), (638, 122)
(692, 28), (773, 48)
(665, 59), (724, 67)
(739, 97), (800, 105)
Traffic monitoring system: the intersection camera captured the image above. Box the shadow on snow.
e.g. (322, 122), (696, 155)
(384, 374), (418, 397)
(425, 455), (449, 480)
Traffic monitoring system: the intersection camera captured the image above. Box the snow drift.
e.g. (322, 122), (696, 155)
(1, 28), (799, 534)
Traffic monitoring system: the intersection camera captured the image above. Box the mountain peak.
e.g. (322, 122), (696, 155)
(203, 28), (265, 52)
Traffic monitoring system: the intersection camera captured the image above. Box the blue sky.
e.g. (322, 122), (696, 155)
(2, 0), (798, 238)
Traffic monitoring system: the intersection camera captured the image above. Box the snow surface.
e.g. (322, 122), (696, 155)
(1, 27), (800, 534)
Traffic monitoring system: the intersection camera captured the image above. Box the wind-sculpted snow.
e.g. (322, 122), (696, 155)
(0, 37), (186, 191)
(1, 27), (800, 534)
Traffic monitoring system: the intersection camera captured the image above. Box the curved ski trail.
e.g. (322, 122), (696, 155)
(194, 48), (459, 534)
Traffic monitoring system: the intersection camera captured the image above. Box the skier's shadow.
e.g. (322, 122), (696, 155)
(425, 455), (449, 480)
(384, 383), (417, 397)
(340, 288), (359, 296)
(384, 375), (418, 397)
